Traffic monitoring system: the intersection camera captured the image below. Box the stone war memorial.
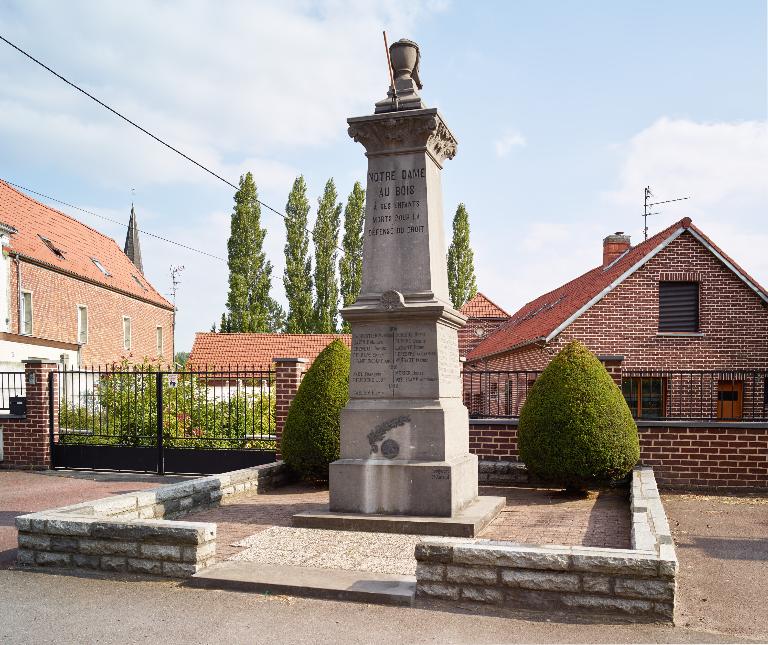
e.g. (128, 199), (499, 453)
(295, 38), (504, 536)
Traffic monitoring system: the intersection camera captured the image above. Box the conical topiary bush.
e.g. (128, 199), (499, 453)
(518, 340), (639, 489)
(280, 339), (350, 482)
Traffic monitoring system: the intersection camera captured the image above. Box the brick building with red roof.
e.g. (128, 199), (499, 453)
(458, 292), (510, 359)
(464, 219), (768, 421)
(0, 181), (174, 368)
(187, 332), (351, 372)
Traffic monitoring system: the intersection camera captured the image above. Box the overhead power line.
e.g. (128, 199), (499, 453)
(2, 178), (225, 261)
(0, 33), (350, 256)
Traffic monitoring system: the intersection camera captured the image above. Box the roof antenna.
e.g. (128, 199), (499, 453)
(382, 31), (399, 110)
(643, 186), (690, 240)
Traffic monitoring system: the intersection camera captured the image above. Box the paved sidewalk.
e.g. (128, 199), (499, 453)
(662, 491), (768, 642)
(0, 469), (189, 568)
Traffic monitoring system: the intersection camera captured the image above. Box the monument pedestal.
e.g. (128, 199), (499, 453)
(292, 39), (502, 536)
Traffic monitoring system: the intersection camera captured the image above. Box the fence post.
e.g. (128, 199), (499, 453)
(273, 358), (308, 460)
(48, 370), (56, 465)
(156, 371), (164, 476)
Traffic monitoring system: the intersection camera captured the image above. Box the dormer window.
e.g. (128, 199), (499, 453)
(92, 258), (111, 277)
(39, 235), (65, 259)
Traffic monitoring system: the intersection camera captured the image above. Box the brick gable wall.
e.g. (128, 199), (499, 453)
(472, 232), (768, 370)
(9, 261), (174, 366)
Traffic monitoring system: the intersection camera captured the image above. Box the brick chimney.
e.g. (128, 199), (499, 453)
(603, 232), (631, 266)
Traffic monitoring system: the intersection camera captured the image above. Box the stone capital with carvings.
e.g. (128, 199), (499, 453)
(347, 108), (458, 166)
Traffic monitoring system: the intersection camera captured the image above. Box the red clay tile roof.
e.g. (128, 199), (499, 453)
(460, 292), (511, 319)
(0, 181), (172, 309)
(187, 333), (352, 371)
(467, 218), (768, 362)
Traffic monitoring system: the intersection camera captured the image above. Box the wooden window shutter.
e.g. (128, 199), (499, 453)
(659, 281), (699, 332)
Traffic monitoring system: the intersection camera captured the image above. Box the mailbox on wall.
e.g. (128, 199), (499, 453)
(9, 396), (26, 416)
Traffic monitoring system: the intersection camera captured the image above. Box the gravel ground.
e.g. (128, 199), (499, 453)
(231, 526), (458, 575)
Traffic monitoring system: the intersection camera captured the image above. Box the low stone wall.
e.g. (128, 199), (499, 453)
(15, 461), (288, 578)
(416, 467), (678, 622)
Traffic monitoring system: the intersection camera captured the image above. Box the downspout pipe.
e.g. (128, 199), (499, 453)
(14, 254), (21, 335)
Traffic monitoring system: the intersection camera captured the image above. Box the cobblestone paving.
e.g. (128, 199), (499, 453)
(479, 485), (631, 548)
(184, 483), (630, 564)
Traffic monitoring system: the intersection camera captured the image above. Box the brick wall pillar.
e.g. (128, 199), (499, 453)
(273, 358), (308, 460)
(598, 355), (624, 388)
(0, 359), (58, 469)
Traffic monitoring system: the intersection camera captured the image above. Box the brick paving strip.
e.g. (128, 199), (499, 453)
(184, 483), (631, 572)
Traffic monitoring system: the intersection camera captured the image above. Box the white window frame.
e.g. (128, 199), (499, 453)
(20, 290), (33, 336)
(156, 325), (164, 357)
(77, 304), (88, 345)
(122, 316), (132, 351)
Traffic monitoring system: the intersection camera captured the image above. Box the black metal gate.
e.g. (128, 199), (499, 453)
(50, 366), (276, 475)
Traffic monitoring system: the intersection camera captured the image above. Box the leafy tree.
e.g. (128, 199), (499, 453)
(280, 339), (350, 481)
(339, 181), (365, 332)
(312, 179), (342, 333)
(447, 203), (478, 309)
(518, 341), (640, 491)
(174, 351), (190, 368)
(283, 176), (314, 333)
(224, 172), (283, 332)
(219, 313), (230, 333)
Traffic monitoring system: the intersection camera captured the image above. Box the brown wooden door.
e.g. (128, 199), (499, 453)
(717, 380), (743, 420)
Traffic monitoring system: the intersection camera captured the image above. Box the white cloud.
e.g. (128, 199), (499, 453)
(0, 1), (443, 187)
(607, 118), (768, 207)
(494, 130), (526, 157)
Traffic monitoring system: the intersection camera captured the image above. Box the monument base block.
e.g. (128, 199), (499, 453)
(292, 495), (505, 538)
(329, 453), (478, 517)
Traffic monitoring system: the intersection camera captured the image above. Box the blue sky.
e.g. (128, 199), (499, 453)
(1, 1), (766, 352)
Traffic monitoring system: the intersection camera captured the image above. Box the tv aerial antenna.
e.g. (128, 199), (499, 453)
(169, 265), (185, 310)
(643, 186), (690, 240)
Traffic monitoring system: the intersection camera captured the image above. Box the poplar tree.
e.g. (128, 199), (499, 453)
(223, 172), (283, 332)
(312, 178), (342, 333)
(283, 176), (314, 333)
(339, 181), (365, 332)
(447, 202), (478, 309)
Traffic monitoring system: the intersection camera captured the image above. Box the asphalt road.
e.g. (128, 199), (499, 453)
(0, 569), (750, 645)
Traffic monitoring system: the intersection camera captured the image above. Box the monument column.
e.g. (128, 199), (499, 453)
(296, 39), (503, 533)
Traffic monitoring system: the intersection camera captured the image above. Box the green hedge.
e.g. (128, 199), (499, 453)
(280, 339), (350, 482)
(518, 340), (639, 489)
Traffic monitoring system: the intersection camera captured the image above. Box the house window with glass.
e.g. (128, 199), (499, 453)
(20, 290), (32, 335)
(77, 305), (88, 344)
(122, 316), (132, 351)
(622, 377), (666, 419)
(156, 326), (163, 357)
(659, 281), (699, 332)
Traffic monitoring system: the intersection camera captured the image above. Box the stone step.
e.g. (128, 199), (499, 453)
(293, 495), (506, 537)
(188, 561), (416, 606)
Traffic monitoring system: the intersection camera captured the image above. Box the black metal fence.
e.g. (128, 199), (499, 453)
(0, 372), (25, 414)
(622, 369), (768, 422)
(52, 366), (276, 474)
(462, 368), (768, 422)
(463, 369), (542, 418)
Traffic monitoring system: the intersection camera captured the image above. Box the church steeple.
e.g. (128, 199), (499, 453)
(124, 204), (144, 273)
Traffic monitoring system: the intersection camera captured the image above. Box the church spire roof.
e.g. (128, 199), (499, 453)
(124, 204), (144, 273)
